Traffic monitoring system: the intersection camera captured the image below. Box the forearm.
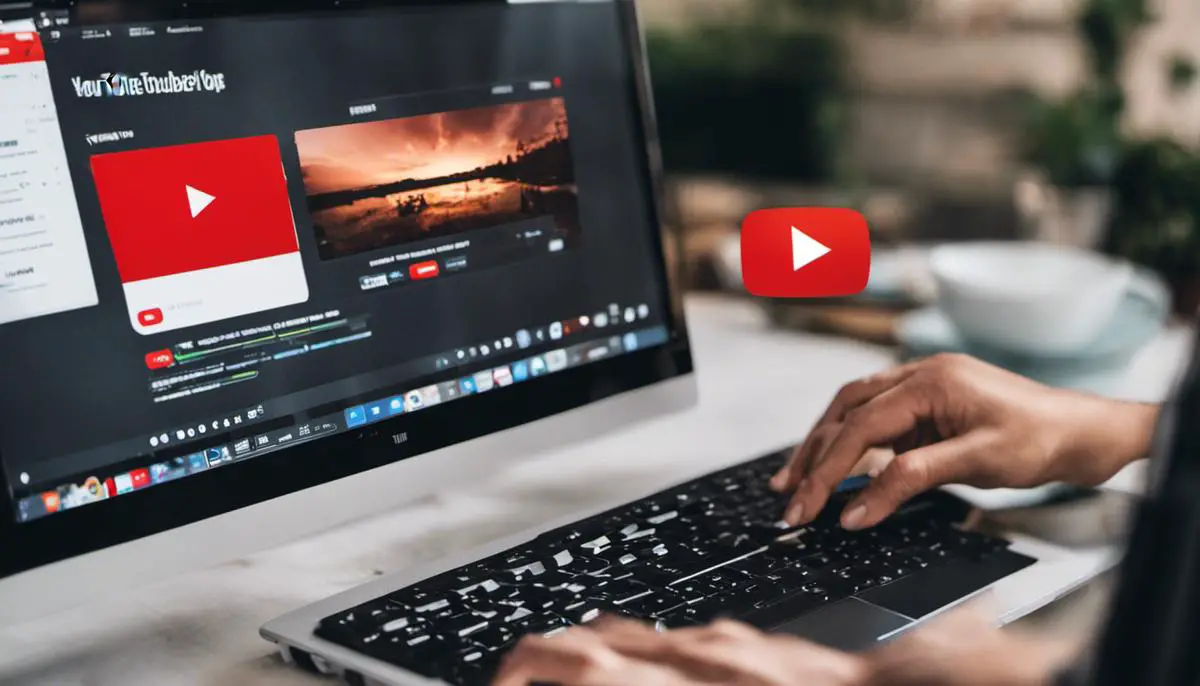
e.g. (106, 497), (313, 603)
(863, 628), (1080, 686)
(1055, 398), (1161, 487)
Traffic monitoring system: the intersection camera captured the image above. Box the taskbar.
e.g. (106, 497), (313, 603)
(14, 325), (669, 523)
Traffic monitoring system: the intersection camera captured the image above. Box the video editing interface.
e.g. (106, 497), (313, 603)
(0, 3), (671, 522)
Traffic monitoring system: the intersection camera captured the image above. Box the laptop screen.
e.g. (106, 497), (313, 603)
(0, 0), (682, 546)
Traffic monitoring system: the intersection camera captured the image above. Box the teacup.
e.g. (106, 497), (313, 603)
(929, 242), (1133, 355)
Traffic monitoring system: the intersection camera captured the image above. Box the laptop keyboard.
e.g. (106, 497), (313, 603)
(314, 451), (1031, 685)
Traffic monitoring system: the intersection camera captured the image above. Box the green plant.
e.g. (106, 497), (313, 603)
(1021, 0), (1152, 187)
(1105, 139), (1200, 280)
(1167, 54), (1198, 93)
(1021, 89), (1123, 187)
(1077, 0), (1153, 84)
(646, 22), (845, 182)
(644, 0), (930, 183)
(1022, 0), (1200, 305)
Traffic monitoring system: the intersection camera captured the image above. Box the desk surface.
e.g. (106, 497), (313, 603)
(0, 295), (1192, 686)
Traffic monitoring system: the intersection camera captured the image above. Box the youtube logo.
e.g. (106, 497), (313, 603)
(740, 208), (870, 299)
(138, 308), (163, 327)
(90, 135), (309, 335)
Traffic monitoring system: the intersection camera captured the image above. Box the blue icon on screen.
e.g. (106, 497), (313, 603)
(623, 333), (639, 352)
(512, 360), (529, 382)
(460, 376), (478, 394)
(188, 453), (209, 472)
(529, 356), (547, 377)
(388, 396), (405, 416)
(365, 400), (388, 422)
(345, 405), (367, 428)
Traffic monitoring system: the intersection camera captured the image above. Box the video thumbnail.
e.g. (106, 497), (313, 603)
(90, 135), (309, 335)
(295, 98), (580, 260)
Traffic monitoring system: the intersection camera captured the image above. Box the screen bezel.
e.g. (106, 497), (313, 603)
(0, 0), (693, 581)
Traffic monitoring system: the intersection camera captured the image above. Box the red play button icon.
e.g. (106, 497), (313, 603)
(740, 208), (870, 299)
(138, 308), (164, 326)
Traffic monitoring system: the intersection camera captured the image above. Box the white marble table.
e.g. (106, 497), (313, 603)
(0, 295), (1191, 686)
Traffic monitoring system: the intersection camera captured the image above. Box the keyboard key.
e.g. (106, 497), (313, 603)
(470, 623), (518, 652)
(561, 599), (610, 625)
(621, 589), (685, 618)
(511, 613), (570, 637)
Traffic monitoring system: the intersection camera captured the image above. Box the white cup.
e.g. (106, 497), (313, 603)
(929, 242), (1133, 355)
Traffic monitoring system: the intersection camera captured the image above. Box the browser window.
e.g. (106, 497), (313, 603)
(0, 30), (99, 325)
(0, 2), (674, 522)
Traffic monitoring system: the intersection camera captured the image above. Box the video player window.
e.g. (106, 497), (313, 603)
(297, 97), (580, 261)
(0, 1), (673, 525)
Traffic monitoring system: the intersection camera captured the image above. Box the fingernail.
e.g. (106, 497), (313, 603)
(769, 472), (785, 491)
(798, 478), (809, 493)
(785, 502), (805, 524)
(842, 505), (867, 530)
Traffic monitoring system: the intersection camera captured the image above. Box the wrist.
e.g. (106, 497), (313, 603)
(1054, 397), (1160, 486)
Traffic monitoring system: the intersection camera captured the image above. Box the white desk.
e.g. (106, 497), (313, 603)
(0, 295), (1191, 686)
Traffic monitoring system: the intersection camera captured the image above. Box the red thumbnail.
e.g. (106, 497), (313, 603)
(89, 136), (310, 334)
(90, 135), (299, 284)
(130, 468), (151, 490)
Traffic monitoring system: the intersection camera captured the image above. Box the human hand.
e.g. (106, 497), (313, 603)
(489, 613), (1075, 686)
(490, 617), (866, 686)
(864, 608), (1078, 686)
(771, 354), (1158, 530)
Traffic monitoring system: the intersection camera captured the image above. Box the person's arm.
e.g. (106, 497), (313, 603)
(1051, 398), (1158, 486)
(862, 609), (1082, 686)
(490, 611), (1080, 686)
(770, 354), (1161, 530)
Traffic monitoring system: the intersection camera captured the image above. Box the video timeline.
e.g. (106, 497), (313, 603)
(145, 308), (373, 404)
(17, 305), (664, 523)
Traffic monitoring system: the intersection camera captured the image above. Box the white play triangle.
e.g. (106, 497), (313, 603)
(791, 226), (831, 271)
(186, 184), (216, 218)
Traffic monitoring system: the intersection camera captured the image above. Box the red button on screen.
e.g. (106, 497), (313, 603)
(410, 261), (440, 280)
(145, 349), (175, 370)
(138, 308), (164, 326)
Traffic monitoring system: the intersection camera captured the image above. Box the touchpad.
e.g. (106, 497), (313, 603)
(773, 598), (912, 652)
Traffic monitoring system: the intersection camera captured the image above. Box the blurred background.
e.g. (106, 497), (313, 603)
(639, 0), (1199, 381)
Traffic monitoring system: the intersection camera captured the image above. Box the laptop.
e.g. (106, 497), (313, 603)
(0, 1), (1111, 683)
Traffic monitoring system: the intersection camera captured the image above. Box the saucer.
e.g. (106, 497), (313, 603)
(897, 269), (1169, 392)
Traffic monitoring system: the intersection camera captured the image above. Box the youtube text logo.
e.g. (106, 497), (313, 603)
(740, 208), (870, 299)
(90, 136), (309, 334)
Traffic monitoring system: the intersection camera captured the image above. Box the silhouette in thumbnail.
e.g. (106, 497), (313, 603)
(295, 98), (580, 260)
